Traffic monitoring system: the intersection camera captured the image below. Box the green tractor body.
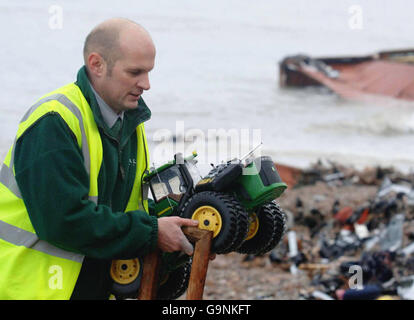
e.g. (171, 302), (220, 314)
(235, 156), (287, 211)
(145, 152), (287, 252)
(145, 152), (287, 219)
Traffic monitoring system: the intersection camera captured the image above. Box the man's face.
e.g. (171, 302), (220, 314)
(98, 36), (155, 114)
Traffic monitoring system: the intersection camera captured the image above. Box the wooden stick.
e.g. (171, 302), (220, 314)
(137, 227), (212, 300)
(183, 226), (213, 300)
(137, 249), (161, 300)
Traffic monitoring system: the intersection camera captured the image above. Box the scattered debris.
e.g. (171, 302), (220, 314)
(201, 160), (414, 300)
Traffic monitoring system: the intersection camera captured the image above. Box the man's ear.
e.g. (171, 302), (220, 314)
(87, 52), (106, 78)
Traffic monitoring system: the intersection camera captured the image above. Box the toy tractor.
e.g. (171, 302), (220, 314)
(110, 151), (288, 299)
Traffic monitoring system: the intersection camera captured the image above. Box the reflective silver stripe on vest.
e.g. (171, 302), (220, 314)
(140, 184), (149, 211)
(20, 94), (91, 177)
(0, 220), (84, 263)
(0, 163), (21, 198)
(88, 196), (98, 204)
(0, 93), (93, 202)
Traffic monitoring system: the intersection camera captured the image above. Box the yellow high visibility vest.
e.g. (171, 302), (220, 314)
(0, 83), (149, 299)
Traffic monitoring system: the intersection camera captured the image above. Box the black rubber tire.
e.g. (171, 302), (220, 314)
(237, 201), (287, 255)
(112, 278), (141, 300)
(228, 198), (249, 252)
(179, 191), (248, 254)
(156, 262), (192, 300)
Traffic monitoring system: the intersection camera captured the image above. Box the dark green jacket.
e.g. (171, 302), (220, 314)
(14, 66), (158, 299)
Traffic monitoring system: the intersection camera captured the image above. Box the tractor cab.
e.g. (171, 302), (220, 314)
(144, 152), (201, 217)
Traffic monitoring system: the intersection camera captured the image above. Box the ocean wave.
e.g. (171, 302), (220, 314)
(308, 111), (414, 136)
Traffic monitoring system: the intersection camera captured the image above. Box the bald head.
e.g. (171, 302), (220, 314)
(83, 18), (154, 75)
(83, 18), (156, 114)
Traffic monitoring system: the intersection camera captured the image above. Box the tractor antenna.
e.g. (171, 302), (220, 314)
(240, 142), (263, 162)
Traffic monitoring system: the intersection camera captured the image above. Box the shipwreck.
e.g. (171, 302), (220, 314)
(279, 48), (414, 102)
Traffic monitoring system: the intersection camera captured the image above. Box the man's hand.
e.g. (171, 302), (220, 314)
(157, 216), (199, 255)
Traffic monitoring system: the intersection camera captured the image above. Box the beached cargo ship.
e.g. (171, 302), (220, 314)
(279, 49), (414, 101)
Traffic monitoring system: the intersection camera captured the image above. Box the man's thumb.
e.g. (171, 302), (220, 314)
(179, 217), (199, 227)
(181, 237), (194, 256)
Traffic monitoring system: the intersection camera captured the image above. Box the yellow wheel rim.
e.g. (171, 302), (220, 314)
(110, 258), (140, 285)
(245, 212), (259, 241)
(191, 205), (222, 238)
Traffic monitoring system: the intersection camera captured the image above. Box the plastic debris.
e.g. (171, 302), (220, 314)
(379, 213), (404, 252)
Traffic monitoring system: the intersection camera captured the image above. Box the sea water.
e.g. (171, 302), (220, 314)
(1, 0), (414, 174)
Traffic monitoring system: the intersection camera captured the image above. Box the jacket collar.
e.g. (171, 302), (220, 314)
(75, 66), (151, 139)
(89, 81), (124, 128)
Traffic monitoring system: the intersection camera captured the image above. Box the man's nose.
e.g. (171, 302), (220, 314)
(137, 73), (150, 91)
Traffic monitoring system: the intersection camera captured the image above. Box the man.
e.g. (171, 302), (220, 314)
(0, 18), (198, 299)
